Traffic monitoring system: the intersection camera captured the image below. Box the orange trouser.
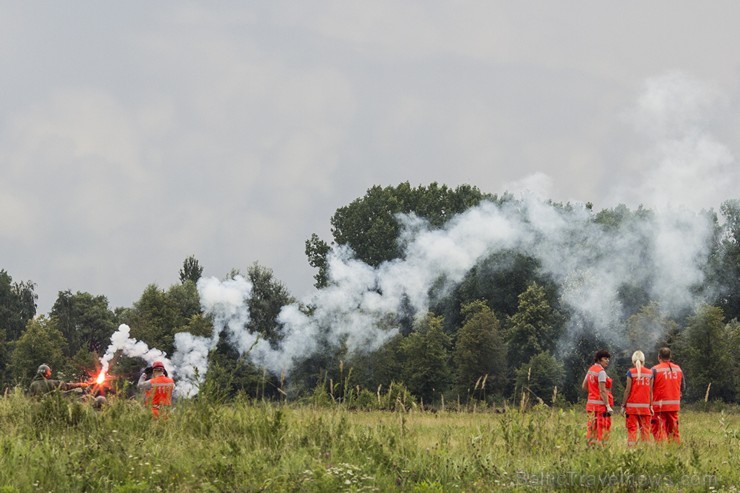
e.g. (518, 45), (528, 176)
(651, 411), (680, 443)
(625, 414), (651, 445)
(587, 411), (611, 444)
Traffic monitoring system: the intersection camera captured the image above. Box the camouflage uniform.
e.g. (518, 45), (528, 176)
(27, 375), (83, 397)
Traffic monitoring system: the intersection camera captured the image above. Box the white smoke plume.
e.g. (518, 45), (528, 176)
(98, 72), (736, 396)
(170, 275), (257, 396)
(100, 324), (173, 376)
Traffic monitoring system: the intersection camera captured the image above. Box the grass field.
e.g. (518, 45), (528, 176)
(0, 389), (737, 492)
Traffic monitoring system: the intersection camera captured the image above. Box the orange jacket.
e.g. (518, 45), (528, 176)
(625, 367), (652, 415)
(585, 363), (613, 412)
(147, 375), (175, 410)
(652, 362), (682, 412)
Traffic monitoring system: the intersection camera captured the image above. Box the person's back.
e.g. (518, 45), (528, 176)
(138, 361), (174, 417)
(651, 348), (683, 442)
(652, 361), (683, 412)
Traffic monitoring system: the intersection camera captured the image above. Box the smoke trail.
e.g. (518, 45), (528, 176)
(170, 275), (256, 396)
(100, 324), (173, 375)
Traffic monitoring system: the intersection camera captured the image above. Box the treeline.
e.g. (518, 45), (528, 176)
(1, 183), (739, 405)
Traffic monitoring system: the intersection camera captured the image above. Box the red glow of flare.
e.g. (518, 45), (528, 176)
(96, 371), (106, 385)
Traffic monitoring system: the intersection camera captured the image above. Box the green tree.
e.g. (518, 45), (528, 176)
(121, 285), (181, 355)
(0, 270), (37, 341)
(515, 352), (565, 405)
(50, 290), (117, 356)
(246, 262), (295, 344)
(307, 183), (495, 279)
(9, 316), (67, 384)
(677, 305), (736, 402)
(453, 300), (506, 399)
(179, 255), (204, 284)
(305, 234), (330, 289)
(166, 281), (202, 327)
(400, 313), (451, 404)
(712, 200), (740, 321)
(506, 282), (563, 371)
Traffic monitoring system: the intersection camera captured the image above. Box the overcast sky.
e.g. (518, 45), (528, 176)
(2, 2), (739, 315)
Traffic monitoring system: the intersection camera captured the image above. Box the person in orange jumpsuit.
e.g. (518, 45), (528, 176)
(621, 350), (652, 445)
(582, 349), (614, 445)
(137, 361), (175, 418)
(651, 347), (685, 442)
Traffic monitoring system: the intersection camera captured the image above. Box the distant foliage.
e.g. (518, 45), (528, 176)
(2, 185), (740, 405)
(515, 352), (565, 406)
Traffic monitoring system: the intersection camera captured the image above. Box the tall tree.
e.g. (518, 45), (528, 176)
(50, 290), (117, 356)
(713, 200), (740, 321)
(0, 270), (37, 341)
(453, 300), (506, 398)
(400, 313), (451, 403)
(506, 282), (563, 371)
(306, 183), (495, 280)
(305, 234), (330, 289)
(179, 255), (204, 284)
(246, 262), (295, 344)
(9, 316), (67, 384)
(676, 305), (736, 402)
(121, 285), (180, 355)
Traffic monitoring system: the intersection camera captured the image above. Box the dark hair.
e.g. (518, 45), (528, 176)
(658, 347), (671, 360)
(594, 349), (611, 362)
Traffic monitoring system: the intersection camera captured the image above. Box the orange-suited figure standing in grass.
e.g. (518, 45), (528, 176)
(621, 350), (653, 446)
(582, 349), (614, 445)
(651, 347), (684, 443)
(137, 361), (174, 418)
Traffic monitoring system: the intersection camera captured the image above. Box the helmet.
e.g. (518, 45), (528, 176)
(152, 361), (165, 370)
(37, 364), (51, 377)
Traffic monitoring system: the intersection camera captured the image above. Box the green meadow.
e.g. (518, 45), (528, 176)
(0, 391), (737, 492)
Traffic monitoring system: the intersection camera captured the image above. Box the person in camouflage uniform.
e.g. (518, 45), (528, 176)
(28, 364), (88, 397)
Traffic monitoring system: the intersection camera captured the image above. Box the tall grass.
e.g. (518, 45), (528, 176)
(0, 388), (737, 492)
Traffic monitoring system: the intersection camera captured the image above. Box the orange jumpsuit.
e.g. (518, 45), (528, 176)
(585, 363), (613, 444)
(624, 367), (652, 445)
(651, 362), (683, 442)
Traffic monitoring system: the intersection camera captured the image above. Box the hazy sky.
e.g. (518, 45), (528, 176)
(2, 2), (739, 314)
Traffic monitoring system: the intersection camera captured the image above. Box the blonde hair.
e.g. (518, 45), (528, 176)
(631, 350), (645, 373)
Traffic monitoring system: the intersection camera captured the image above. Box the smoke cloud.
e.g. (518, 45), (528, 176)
(100, 324), (173, 376)
(100, 72), (736, 396)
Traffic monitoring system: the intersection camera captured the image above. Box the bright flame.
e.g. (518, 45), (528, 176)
(96, 371), (105, 385)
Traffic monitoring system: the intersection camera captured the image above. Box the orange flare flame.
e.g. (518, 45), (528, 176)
(96, 371), (106, 385)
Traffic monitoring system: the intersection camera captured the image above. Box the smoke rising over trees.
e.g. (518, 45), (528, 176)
(1, 184), (738, 404)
